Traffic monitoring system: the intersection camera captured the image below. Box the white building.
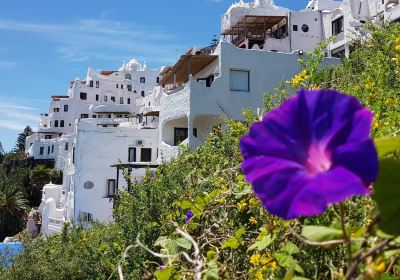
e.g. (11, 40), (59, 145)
(28, 0), (400, 236)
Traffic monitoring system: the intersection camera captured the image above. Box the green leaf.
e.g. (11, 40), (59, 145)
(175, 238), (192, 250)
(380, 273), (398, 280)
(373, 159), (400, 235)
(301, 226), (342, 242)
(282, 242), (300, 255)
(275, 252), (295, 268)
(203, 260), (220, 280)
(375, 135), (400, 158)
(234, 227), (246, 240)
(154, 266), (174, 280)
(221, 237), (240, 250)
(180, 200), (193, 210)
(258, 234), (273, 251)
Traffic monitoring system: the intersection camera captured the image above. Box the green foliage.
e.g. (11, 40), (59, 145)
(13, 126), (33, 153)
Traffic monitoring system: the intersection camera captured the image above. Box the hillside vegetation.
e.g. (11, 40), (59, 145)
(1, 23), (400, 280)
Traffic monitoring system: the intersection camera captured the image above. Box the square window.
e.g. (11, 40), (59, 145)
(80, 92), (87, 100)
(293, 25), (298, 31)
(140, 148), (152, 162)
(111, 96), (115, 102)
(230, 70), (250, 92)
(174, 128), (188, 146)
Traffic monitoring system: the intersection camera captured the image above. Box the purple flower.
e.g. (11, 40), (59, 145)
(240, 89), (378, 220)
(185, 210), (194, 224)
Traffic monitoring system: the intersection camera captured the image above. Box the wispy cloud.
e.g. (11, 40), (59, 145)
(0, 99), (40, 131)
(0, 19), (182, 65)
(0, 61), (17, 69)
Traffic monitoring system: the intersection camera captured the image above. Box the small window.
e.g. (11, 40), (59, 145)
(107, 179), (116, 197)
(39, 147), (44, 155)
(116, 84), (119, 89)
(89, 80), (93, 88)
(104, 96), (108, 102)
(45, 135), (52, 139)
(80, 92), (87, 100)
(47, 146), (51, 154)
(193, 128), (198, 137)
(301, 24), (309, 33)
(54, 120), (59, 127)
(141, 91), (145, 97)
(127, 98), (131, 104)
(125, 73), (131, 80)
(140, 77), (146, 83)
(111, 96), (115, 102)
(332, 16), (344, 36)
(230, 70), (250, 92)
(293, 25), (298, 31)
(120, 97), (124, 104)
(73, 148), (75, 164)
(64, 105), (68, 112)
(140, 148), (152, 162)
(174, 128), (188, 146)
(60, 120), (65, 127)
(51, 145), (54, 153)
(81, 114), (89, 119)
(128, 147), (136, 162)
(65, 142), (69, 151)
(121, 84), (124, 90)
(133, 90), (137, 94)
(156, 77), (160, 83)
(96, 81), (99, 88)
(96, 95), (99, 101)
(54, 108), (59, 113)
(127, 85), (132, 92)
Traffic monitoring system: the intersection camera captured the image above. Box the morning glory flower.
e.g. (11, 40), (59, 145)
(185, 210), (194, 224)
(240, 89), (378, 220)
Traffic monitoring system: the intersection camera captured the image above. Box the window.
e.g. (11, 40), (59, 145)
(128, 147), (136, 162)
(125, 73), (131, 80)
(127, 85), (132, 92)
(301, 24), (309, 32)
(72, 148), (75, 164)
(51, 145), (54, 153)
(65, 142), (69, 151)
(84, 181), (94, 190)
(174, 128), (188, 146)
(116, 84), (119, 89)
(141, 148), (152, 162)
(331, 45), (346, 58)
(47, 146), (51, 154)
(89, 80), (93, 87)
(127, 98), (131, 104)
(60, 120), (65, 127)
(54, 120), (59, 127)
(230, 70), (250, 92)
(96, 95), (99, 101)
(121, 84), (124, 90)
(140, 77), (146, 83)
(54, 108), (59, 113)
(156, 77), (160, 83)
(332, 16), (344, 36)
(111, 96), (115, 102)
(80, 92), (87, 100)
(293, 25), (298, 31)
(104, 96), (108, 102)
(193, 128), (198, 137)
(81, 114), (89, 119)
(39, 147), (44, 155)
(120, 97), (124, 104)
(45, 135), (52, 139)
(107, 179), (116, 197)
(141, 91), (145, 97)
(96, 81), (99, 88)
(133, 90), (137, 94)
(64, 105), (68, 112)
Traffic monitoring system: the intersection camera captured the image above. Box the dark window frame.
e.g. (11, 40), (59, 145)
(128, 147), (136, 162)
(140, 148), (152, 162)
(174, 127), (188, 146)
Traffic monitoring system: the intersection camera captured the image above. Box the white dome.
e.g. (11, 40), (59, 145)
(121, 58), (142, 71)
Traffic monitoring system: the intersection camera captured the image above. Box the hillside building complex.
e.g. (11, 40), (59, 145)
(25, 0), (400, 236)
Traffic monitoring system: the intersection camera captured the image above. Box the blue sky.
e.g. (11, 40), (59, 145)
(0, 0), (309, 151)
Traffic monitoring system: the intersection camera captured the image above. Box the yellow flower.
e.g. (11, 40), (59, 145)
(396, 45), (400, 52)
(249, 198), (259, 206)
(237, 200), (248, 211)
(365, 81), (375, 90)
(396, 36), (400, 46)
(249, 217), (258, 225)
(250, 254), (261, 265)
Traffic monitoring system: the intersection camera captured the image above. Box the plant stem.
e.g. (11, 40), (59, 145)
(339, 203), (352, 270)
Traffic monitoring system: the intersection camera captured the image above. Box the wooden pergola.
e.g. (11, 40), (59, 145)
(221, 15), (287, 46)
(160, 54), (218, 86)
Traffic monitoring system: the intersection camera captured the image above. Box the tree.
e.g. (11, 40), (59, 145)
(13, 126), (33, 153)
(0, 172), (29, 240)
(29, 165), (59, 206)
(0, 142), (4, 164)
